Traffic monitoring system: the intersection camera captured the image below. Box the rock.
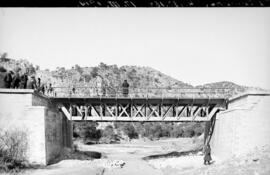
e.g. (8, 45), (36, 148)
(102, 159), (126, 168)
(84, 151), (102, 159)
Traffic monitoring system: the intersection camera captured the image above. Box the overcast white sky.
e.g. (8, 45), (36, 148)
(0, 8), (269, 89)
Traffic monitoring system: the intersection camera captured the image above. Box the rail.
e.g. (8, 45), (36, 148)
(46, 86), (233, 98)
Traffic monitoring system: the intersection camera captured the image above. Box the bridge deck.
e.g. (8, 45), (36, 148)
(52, 96), (227, 122)
(52, 97), (227, 105)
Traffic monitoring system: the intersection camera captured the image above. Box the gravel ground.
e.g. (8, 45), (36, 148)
(11, 137), (270, 175)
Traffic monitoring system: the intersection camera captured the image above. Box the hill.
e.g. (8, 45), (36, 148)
(0, 56), (266, 98)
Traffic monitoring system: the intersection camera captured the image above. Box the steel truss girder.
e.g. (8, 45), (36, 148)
(58, 100), (224, 122)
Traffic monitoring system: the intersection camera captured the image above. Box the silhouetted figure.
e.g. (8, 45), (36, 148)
(3, 71), (13, 88)
(122, 80), (129, 97)
(204, 144), (212, 165)
(41, 85), (45, 94)
(19, 72), (28, 89)
(47, 83), (53, 96)
(12, 71), (21, 89)
(72, 87), (76, 94)
(36, 77), (45, 94)
(27, 75), (37, 90)
(81, 106), (86, 120)
(37, 78), (41, 90)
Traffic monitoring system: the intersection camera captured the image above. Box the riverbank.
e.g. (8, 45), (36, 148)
(7, 137), (270, 175)
(14, 137), (202, 175)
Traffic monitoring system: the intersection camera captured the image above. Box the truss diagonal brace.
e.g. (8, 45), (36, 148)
(58, 104), (71, 120)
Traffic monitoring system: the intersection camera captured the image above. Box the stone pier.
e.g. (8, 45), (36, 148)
(0, 89), (72, 165)
(210, 92), (270, 161)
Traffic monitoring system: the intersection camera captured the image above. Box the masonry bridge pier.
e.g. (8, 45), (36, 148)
(0, 88), (269, 165)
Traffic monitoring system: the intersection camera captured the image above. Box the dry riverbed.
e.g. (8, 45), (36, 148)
(11, 136), (270, 175)
(18, 137), (203, 175)
(13, 137), (270, 175)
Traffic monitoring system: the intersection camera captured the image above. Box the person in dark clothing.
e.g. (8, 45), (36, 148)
(47, 83), (53, 96)
(41, 85), (45, 94)
(72, 87), (76, 94)
(204, 144), (212, 165)
(19, 72), (28, 89)
(36, 77), (45, 94)
(3, 71), (13, 88)
(122, 80), (129, 97)
(26, 75), (37, 90)
(37, 78), (41, 89)
(12, 71), (21, 89)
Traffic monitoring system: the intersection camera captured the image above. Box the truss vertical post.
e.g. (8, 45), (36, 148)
(69, 104), (72, 120)
(85, 104), (88, 119)
(99, 100), (103, 120)
(130, 99), (133, 119)
(115, 100), (118, 121)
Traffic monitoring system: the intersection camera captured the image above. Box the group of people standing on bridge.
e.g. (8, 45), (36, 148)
(2, 68), (54, 95)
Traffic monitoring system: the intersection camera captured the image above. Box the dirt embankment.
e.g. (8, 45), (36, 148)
(152, 145), (270, 175)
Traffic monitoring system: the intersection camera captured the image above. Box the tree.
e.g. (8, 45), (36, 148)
(84, 124), (101, 141)
(83, 74), (92, 82)
(152, 124), (163, 138)
(182, 128), (195, 137)
(75, 64), (83, 75)
(0, 66), (7, 72)
(73, 122), (101, 142)
(35, 65), (40, 71)
(28, 64), (36, 75)
(90, 67), (99, 78)
(99, 62), (108, 69)
(100, 125), (119, 144)
(0, 52), (8, 59)
(123, 123), (138, 139)
(170, 125), (184, 138)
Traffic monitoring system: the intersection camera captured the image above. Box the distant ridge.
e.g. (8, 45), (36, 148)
(0, 57), (266, 97)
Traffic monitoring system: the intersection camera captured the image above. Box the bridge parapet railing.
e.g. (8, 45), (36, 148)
(46, 86), (232, 98)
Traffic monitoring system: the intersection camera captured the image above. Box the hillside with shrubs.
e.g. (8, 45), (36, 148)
(0, 53), (264, 97)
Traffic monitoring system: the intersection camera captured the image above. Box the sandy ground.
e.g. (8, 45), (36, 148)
(20, 138), (203, 175)
(12, 138), (270, 175)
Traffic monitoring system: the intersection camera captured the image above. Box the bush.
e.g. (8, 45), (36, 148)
(100, 125), (120, 144)
(73, 122), (101, 143)
(0, 129), (28, 172)
(193, 124), (205, 136)
(182, 128), (195, 137)
(0, 66), (7, 72)
(90, 67), (99, 78)
(82, 123), (101, 142)
(122, 123), (138, 139)
(170, 125), (184, 138)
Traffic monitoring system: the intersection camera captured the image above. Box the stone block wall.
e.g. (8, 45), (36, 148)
(0, 90), (72, 165)
(45, 108), (72, 164)
(210, 94), (270, 161)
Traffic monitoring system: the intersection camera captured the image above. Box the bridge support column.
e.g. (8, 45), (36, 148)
(0, 90), (73, 165)
(209, 93), (270, 162)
